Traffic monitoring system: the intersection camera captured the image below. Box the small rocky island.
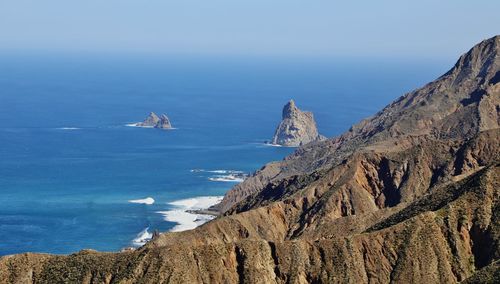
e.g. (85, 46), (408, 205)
(135, 112), (172, 129)
(271, 100), (325, 146)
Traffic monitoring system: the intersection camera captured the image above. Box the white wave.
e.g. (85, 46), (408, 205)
(190, 169), (244, 174)
(249, 142), (300, 148)
(56, 127), (81, 130)
(132, 227), (153, 246)
(266, 143), (284, 147)
(156, 210), (215, 232)
(208, 175), (245, 182)
(209, 170), (243, 174)
(208, 170), (228, 174)
(190, 169), (247, 183)
(128, 197), (155, 205)
(156, 196), (222, 232)
(125, 123), (154, 128)
(169, 196), (223, 209)
(125, 123), (177, 130)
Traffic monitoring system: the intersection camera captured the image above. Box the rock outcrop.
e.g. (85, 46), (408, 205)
(271, 100), (325, 146)
(136, 112), (172, 129)
(1, 36), (499, 284)
(156, 114), (172, 129)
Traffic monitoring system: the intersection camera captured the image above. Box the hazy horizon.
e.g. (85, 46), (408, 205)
(1, 0), (499, 60)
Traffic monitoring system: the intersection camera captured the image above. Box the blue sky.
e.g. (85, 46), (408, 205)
(0, 0), (499, 58)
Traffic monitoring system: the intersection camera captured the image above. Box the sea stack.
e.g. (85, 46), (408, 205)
(136, 112), (172, 129)
(271, 100), (325, 146)
(156, 114), (172, 129)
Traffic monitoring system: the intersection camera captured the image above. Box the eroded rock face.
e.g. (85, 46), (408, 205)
(137, 112), (172, 129)
(271, 100), (325, 146)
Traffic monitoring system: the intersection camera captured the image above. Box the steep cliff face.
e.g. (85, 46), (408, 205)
(1, 36), (499, 284)
(219, 35), (500, 213)
(271, 100), (324, 147)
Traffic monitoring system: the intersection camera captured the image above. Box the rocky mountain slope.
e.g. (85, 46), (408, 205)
(0, 36), (499, 283)
(271, 100), (325, 147)
(218, 35), (500, 213)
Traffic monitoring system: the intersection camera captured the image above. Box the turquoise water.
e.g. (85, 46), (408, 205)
(0, 54), (448, 255)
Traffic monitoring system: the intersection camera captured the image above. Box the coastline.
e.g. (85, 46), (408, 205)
(127, 168), (251, 248)
(186, 208), (220, 217)
(128, 196), (223, 249)
(156, 196), (223, 232)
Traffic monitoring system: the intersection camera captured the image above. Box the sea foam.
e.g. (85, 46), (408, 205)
(56, 127), (81, 130)
(125, 123), (140, 127)
(128, 197), (155, 205)
(208, 175), (245, 182)
(132, 227), (153, 246)
(156, 196), (222, 232)
(125, 123), (153, 128)
(190, 169), (248, 183)
(125, 123), (177, 129)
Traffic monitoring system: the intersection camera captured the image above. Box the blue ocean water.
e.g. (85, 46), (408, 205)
(0, 53), (450, 255)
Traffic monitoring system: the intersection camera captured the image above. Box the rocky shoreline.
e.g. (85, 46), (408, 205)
(186, 208), (220, 217)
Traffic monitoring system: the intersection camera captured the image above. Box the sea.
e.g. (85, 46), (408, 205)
(0, 53), (451, 255)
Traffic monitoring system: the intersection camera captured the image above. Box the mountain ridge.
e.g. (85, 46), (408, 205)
(218, 35), (500, 213)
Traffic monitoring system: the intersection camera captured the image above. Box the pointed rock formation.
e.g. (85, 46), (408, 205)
(271, 100), (325, 146)
(136, 112), (172, 129)
(137, 112), (160, 127)
(156, 114), (172, 129)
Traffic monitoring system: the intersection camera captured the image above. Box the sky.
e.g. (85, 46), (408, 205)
(0, 0), (499, 59)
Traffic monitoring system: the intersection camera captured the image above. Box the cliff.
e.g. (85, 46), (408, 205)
(1, 36), (499, 284)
